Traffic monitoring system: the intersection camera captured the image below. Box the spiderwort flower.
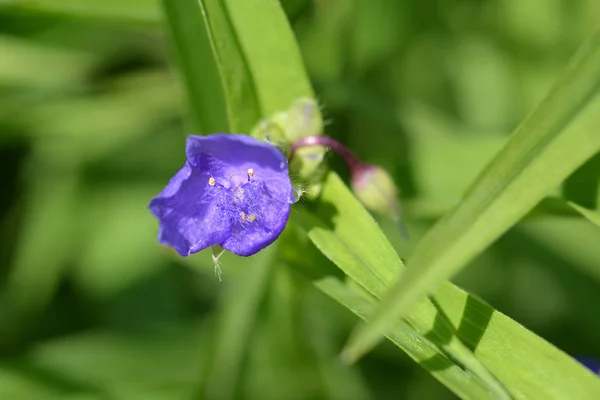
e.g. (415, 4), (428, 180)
(149, 134), (294, 258)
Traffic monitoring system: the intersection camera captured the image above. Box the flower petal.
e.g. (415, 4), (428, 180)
(186, 134), (292, 197)
(221, 180), (291, 256)
(149, 162), (230, 256)
(150, 134), (294, 258)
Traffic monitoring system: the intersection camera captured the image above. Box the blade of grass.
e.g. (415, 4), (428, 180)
(0, 168), (78, 345)
(197, 0), (318, 133)
(344, 26), (600, 362)
(163, 0), (228, 133)
(201, 246), (277, 400)
(316, 277), (497, 400)
(293, 172), (600, 399)
(0, 35), (94, 88)
(568, 201), (600, 227)
(562, 154), (600, 208)
(293, 174), (511, 399)
(520, 215), (600, 284)
(11, 0), (161, 27)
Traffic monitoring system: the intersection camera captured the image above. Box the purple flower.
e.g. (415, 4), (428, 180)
(149, 134), (294, 257)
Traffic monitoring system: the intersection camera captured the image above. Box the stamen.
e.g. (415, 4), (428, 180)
(240, 211), (247, 223)
(247, 214), (256, 222)
(247, 168), (254, 178)
(209, 177), (216, 186)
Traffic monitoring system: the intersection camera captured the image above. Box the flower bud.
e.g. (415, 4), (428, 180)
(252, 99), (326, 196)
(351, 164), (401, 221)
(289, 135), (408, 238)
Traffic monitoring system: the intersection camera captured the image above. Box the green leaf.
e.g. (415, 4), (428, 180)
(316, 277), (497, 400)
(201, 246), (277, 399)
(197, 0), (317, 133)
(12, 0), (161, 26)
(0, 35), (94, 88)
(0, 169), (79, 340)
(519, 215), (600, 284)
(293, 174), (512, 399)
(20, 325), (206, 399)
(568, 201), (600, 228)
(162, 0), (228, 133)
(562, 154), (600, 208)
(293, 172), (600, 399)
(344, 26), (600, 362)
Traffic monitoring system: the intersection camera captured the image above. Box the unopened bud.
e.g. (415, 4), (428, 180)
(351, 164), (399, 218)
(290, 135), (408, 238)
(351, 164), (408, 239)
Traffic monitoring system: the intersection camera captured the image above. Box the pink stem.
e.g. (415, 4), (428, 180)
(290, 136), (365, 174)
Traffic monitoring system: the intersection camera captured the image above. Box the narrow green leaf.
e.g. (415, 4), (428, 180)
(316, 277), (498, 400)
(198, 0), (318, 133)
(293, 174), (511, 399)
(568, 201), (600, 228)
(162, 0), (229, 133)
(12, 0), (161, 26)
(345, 26), (600, 362)
(202, 246), (276, 399)
(208, 0), (315, 116)
(0, 169), (78, 342)
(519, 215), (600, 284)
(4, 171), (78, 309)
(23, 325), (206, 397)
(562, 154), (600, 208)
(194, 0), (260, 131)
(0, 35), (94, 88)
(293, 172), (600, 399)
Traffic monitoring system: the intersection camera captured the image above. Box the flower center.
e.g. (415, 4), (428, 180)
(228, 168), (261, 225)
(233, 186), (245, 204)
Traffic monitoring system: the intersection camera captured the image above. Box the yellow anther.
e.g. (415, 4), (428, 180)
(240, 211), (246, 223)
(247, 214), (256, 222)
(209, 177), (215, 186)
(247, 168), (254, 177)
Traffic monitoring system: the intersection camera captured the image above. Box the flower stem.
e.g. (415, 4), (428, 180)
(290, 135), (365, 174)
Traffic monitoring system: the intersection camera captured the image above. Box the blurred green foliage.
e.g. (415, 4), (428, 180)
(0, 0), (599, 399)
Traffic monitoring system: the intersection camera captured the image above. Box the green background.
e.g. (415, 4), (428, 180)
(0, 0), (599, 399)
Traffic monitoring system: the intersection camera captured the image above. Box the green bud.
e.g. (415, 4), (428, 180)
(289, 134), (407, 237)
(250, 97), (323, 142)
(251, 99), (326, 198)
(351, 164), (406, 236)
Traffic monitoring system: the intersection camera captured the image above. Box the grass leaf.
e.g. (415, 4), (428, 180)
(293, 172), (600, 399)
(316, 277), (500, 400)
(568, 201), (600, 228)
(162, 0), (229, 133)
(202, 246), (277, 399)
(12, 0), (161, 26)
(344, 26), (600, 362)
(197, 0), (316, 133)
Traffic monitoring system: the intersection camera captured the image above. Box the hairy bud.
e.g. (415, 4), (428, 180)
(351, 164), (400, 220)
(290, 136), (407, 238)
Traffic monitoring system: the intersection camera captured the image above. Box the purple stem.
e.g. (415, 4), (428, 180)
(290, 136), (365, 174)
